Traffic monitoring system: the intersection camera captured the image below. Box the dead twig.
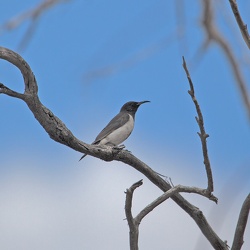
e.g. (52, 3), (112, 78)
(182, 56), (214, 194)
(231, 193), (250, 250)
(201, 0), (250, 120)
(125, 180), (143, 250)
(125, 180), (218, 249)
(1, 0), (70, 51)
(228, 0), (250, 49)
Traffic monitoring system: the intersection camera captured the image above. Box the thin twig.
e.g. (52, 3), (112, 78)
(228, 0), (250, 49)
(2, 0), (68, 31)
(83, 32), (177, 84)
(201, 0), (250, 120)
(182, 56), (214, 194)
(0, 0), (70, 51)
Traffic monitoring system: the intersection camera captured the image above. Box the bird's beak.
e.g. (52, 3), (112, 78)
(137, 100), (150, 106)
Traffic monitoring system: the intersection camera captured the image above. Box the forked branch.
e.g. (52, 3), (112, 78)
(125, 181), (218, 249)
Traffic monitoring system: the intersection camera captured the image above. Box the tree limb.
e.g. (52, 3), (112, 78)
(125, 181), (217, 249)
(0, 0), (70, 51)
(201, 0), (250, 120)
(231, 193), (250, 250)
(115, 150), (227, 249)
(182, 56), (214, 193)
(228, 0), (250, 49)
(136, 184), (217, 224)
(125, 180), (143, 250)
(0, 83), (25, 99)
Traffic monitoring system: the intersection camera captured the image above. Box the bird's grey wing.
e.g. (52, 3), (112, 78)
(92, 112), (129, 145)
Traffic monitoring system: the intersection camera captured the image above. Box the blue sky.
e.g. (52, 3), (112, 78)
(0, 1), (250, 249)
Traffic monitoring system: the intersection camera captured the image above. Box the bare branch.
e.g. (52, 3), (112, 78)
(231, 193), (250, 250)
(0, 0), (70, 50)
(182, 56), (214, 193)
(0, 47), (38, 95)
(117, 152), (228, 250)
(0, 83), (25, 99)
(2, 0), (69, 31)
(136, 185), (218, 224)
(228, 0), (250, 49)
(17, 18), (39, 52)
(125, 181), (218, 249)
(0, 46), (91, 155)
(125, 180), (143, 250)
(0, 47), (228, 250)
(201, 0), (250, 120)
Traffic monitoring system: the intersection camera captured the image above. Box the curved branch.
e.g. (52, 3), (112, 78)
(232, 193), (250, 250)
(0, 47), (38, 95)
(0, 46), (228, 250)
(0, 46), (91, 155)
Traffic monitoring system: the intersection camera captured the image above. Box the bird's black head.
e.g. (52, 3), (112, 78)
(120, 101), (150, 115)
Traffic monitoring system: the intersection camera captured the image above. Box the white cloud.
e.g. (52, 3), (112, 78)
(0, 156), (249, 250)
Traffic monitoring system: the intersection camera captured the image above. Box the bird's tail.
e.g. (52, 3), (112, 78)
(79, 154), (87, 161)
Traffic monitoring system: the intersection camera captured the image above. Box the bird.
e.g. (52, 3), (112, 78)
(79, 100), (150, 161)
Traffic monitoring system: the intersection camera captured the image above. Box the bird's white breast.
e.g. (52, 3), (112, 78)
(100, 114), (134, 146)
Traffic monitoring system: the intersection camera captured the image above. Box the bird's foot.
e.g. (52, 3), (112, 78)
(111, 145), (127, 156)
(113, 144), (126, 150)
(124, 149), (131, 153)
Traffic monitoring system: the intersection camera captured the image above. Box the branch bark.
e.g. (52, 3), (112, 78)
(125, 180), (143, 250)
(228, 0), (250, 49)
(182, 56), (214, 193)
(231, 193), (250, 250)
(125, 181), (217, 249)
(0, 46), (228, 250)
(136, 185), (217, 224)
